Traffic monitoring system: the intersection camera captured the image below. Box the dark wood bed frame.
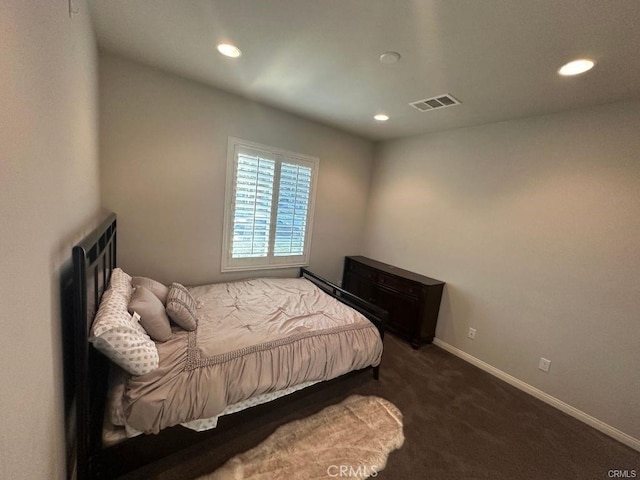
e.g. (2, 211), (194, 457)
(71, 212), (386, 479)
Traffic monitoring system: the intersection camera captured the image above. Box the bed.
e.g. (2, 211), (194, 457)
(72, 212), (386, 479)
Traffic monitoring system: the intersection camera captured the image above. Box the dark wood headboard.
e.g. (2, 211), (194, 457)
(72, 212), (117, 480)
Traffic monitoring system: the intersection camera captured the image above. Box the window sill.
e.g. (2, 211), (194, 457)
(220, 262), (309, 274)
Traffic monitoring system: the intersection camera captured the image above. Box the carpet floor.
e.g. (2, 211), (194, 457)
(120, 334), (640, 480)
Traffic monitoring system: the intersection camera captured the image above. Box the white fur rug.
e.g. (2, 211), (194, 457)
(199, 395), (404, 480)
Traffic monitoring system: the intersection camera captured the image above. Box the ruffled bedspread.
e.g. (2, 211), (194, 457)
(123, 277), (383, 434)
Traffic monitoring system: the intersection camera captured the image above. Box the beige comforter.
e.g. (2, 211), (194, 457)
(123, 277), (383, 434)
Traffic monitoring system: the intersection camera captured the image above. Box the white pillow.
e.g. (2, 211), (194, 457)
(109, 267), (134, 300)
(90, 288), (159, 376)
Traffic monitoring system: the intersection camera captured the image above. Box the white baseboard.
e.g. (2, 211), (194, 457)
(432, 338), (640, 452)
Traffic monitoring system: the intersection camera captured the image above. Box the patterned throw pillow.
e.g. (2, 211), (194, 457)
(109, 268), (134, 300)
(166, 283), (198, 331)
(90, 288), (159, 376)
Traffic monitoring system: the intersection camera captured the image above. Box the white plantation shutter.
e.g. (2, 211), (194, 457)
(222, 139), (318, 272)
(274, 162), (312, 257)
(232, 153), (275, 258)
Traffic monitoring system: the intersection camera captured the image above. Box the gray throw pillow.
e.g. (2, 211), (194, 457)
(131, 276), (169, 304)
(165, 283), (198, 331)
(128, 286), (172, 342)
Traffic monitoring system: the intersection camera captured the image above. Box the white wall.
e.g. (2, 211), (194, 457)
(0, 1), (100, 478)
(364, 101), (640, 442)
(99, 53), (374, 286)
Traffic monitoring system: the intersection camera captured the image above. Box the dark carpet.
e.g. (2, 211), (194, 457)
(119, 334), (639, 480)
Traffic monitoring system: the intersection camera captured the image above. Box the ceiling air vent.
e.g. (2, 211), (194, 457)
(409, 94), (460, 112)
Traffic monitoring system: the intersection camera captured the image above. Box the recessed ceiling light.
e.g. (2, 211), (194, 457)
(379, 51), (401, 64)
(374, 114), (389, 122)
(558, 59), (595, 76)
(217, 43), (242, 58)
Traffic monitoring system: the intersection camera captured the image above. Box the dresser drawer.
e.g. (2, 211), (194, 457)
(378, 273), (420, 297)
(348, 261), (377, 281)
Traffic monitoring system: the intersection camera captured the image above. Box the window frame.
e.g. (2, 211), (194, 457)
(221, 137), (319, 273)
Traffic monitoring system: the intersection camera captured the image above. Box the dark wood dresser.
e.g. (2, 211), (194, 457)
(342, 256), (445, 348)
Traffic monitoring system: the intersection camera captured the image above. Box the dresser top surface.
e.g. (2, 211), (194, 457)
(346, 256), (445, 286)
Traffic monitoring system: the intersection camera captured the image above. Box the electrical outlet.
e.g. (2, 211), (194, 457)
(467, 327), (477, 339)
(538, 357), (551, 373)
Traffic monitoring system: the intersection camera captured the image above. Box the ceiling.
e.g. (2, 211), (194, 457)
(88, 0), (640, 141)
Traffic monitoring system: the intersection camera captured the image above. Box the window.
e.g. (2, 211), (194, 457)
(222, 138), (319, 272)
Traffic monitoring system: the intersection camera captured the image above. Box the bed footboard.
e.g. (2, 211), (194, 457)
(299, 267), (386, 379)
